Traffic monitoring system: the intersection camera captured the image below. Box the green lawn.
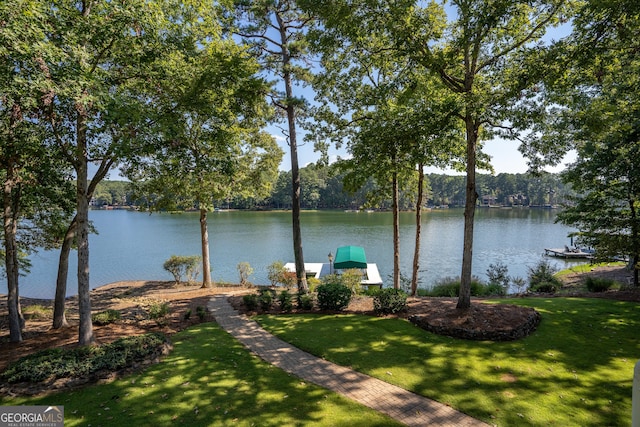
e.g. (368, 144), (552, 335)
(257, 297), (640, 426)
(0, 323), (401, 427)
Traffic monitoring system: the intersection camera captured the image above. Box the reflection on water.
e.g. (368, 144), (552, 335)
(18, 208), (583, 298)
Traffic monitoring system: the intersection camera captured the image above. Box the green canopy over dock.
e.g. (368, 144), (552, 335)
(333, 245), (367, 269)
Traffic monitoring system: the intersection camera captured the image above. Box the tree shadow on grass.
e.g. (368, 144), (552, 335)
(6, 323), (400, 427)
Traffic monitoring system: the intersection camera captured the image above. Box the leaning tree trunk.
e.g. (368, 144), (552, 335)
(76, 112), (94, 346)
(458, 118), (479, 309)
(411, 163), (425, 296)
(392, 167), (400, 289)
(53, 216), (76, 329)
(200, 208), (212, 287)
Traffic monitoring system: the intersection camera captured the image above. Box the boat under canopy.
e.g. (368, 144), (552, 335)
(333, 245), (368, 269)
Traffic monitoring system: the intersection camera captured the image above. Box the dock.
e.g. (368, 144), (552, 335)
(284, 262), (383, 288)
(544, 247), (594, 259)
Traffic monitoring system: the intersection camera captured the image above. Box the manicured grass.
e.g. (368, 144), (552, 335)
(0, 323), (401, 427)
(257, 298), (640, 426)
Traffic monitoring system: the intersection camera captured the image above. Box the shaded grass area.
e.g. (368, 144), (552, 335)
(257, 298), (640, 426)
(1, 323), (401, 427)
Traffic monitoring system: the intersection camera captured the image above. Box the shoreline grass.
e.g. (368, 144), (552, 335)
(0, 323), (401, 427)
(256, 297), (639, 426)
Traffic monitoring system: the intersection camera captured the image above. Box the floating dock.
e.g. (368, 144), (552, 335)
(544, 247), (594, 259)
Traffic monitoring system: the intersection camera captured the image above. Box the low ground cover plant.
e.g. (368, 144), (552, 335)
(91, 309), (121, 325)
(2, 333), (167, 384)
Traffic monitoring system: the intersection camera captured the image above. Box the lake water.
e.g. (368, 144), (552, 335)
(17, 208), (584, 298)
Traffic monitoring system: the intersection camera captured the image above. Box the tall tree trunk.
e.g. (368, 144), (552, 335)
(277, 11), (308, 293)
(3, 164), (23, 342)
(411, 163), (425, 296)
(76, 111), (94, 345)
(53, 216), (76, 329)
(200, 208), (212, 287)
(392, 166), (400, 289)
(630, 198), (639, 287)
(458, 118), (478, 309)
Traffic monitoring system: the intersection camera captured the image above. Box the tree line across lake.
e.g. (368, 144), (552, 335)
(94, 167), (572, 211)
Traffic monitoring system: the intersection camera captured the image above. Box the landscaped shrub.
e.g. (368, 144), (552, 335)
(258, 288), (275, 310)
(163, 255), (201, 284)
(237, 262), (253, 287)
(277, 290), (293, 312)
(307, 277), (321, 293)
(148, 301), (170, 325)
(585, 276), (617, 292)
(486, 262), (510, 294)
(267, 261), (295, 286)
(341, 269), (363, 294)
(243, 293), (258, 310)
(316, 282), (352, 311)
(1, 332), (167, 384)
(528, 260), (562, 293)
(425, 276), (486, 297)
(196, 306), (207, 321)
(92, 309), (121, 325)
(297, 291), (314, 310)
(373, 288), (408, 315)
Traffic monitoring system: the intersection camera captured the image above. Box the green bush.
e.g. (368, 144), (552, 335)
(486, 262), (510, 294)
(341, 269), (364, 294)
(196, 306), (207, 321)
(148, 302), (170, 325)
(163, 255), (201, 284)
(528, 260), (562, 293)
(183, 309), (192, 320)
(243, 293), (258, 310)
(267, 261), (295, 286)
(237, 262), (253, 287)
(92, 309), (121, 325)
(277, 290), (293, 312)
(373, 288), (408, 315)
(425, 276), (486, 297)
(585, 276), (617, 292)
(258, 288), (275, 310)
(316, 282), (352, 311)
(307, 277), (321, 293)
(297, 291), (314, 310)
(2, 332), (167, 384)
(481, 282), (508, 297)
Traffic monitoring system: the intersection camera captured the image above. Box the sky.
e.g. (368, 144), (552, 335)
(269, 7), (575, 176)
(273, 129), (576, 175)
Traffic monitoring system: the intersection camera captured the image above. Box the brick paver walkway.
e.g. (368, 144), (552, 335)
(208, 295), (490, 427)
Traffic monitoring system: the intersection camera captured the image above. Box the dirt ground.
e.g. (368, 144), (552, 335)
(1, 265), (638, 396)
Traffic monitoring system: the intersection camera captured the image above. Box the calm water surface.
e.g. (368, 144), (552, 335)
(19, 208), (584, 298)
